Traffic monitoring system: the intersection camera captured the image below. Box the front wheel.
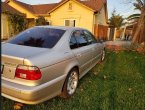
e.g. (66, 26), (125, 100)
(101, 49), (105, 61)
(60, 68), (79, 98)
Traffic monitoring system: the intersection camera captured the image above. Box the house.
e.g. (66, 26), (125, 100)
(1, 2), (24, 40)
(2, 0), (108, 40)
(118, 21), (138, 41)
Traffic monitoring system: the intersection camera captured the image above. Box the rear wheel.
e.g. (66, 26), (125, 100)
(60, 68), (79, 98)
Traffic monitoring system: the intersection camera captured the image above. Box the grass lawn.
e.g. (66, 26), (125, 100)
(2, 51), (145, 110)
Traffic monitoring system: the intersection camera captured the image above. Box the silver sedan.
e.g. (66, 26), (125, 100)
(2, 26), (105, 104)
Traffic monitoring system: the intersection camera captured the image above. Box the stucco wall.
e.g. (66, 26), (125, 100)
(1, 14), (9, 39)
(50, 0), (94, 33)
(1, 13), (15, 40)
(95, 5), (107, 25)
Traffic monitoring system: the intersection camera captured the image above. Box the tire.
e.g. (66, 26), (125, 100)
(60, 68), (79, 98)
(101, 49), (105, 61)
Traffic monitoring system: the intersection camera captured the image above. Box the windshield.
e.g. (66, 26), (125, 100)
(8, 27), (66, 48)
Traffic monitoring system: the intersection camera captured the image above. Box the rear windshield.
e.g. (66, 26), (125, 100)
(8, 27), (66, 48)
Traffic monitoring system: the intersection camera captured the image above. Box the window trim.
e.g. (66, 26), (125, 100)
(69, 29), (90, 50)
(64, 19), (76, 27)
(8, 27), (66, 49)
(83, 30), (97, 44)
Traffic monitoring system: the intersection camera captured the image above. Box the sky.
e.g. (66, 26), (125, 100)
(2, 0), (139, 18)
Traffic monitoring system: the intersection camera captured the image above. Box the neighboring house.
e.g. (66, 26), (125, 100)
(1, 2), (24, 40)
(2, 0), (108, 39)
(119, 21), (138, 40)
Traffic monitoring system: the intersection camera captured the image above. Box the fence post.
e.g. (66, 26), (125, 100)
(107, 28), (110, 40)
(122, 27), (126, 40)
(113, 28), (117, 41)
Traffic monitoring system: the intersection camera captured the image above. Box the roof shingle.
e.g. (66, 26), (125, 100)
(12, 0), (35, 13)
(32, 3), (59, 14)
(2, 2), (24, 15)
(78, 0), (106, 12)
(4, 0), (107, 15)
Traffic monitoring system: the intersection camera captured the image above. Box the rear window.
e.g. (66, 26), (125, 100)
(8, 27), (65, 48)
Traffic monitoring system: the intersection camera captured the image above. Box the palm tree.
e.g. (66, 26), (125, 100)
(128, 0), (145, 43)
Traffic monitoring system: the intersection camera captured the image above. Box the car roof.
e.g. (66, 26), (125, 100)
(35, 25), (85, 31)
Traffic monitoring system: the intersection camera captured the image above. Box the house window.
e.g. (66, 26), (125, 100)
(65, 20), (76, 27)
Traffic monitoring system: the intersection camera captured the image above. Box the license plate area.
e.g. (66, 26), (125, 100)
(2, 66), (16, 79)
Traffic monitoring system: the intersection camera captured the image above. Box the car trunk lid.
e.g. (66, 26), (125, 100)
(2, 43), (48, 79)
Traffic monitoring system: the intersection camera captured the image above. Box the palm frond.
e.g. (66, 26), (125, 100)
(128, 17), (140, 21)
(128, 13), (141, 19)
(127, 13), (141, 21)
(134, 3), (142, 10)
(136, 0), (144, 6)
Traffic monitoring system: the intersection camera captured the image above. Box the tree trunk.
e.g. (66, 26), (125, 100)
(132, 8), (145, 43)
(139, 21), (145, 43)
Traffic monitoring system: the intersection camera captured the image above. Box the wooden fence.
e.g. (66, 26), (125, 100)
(94, 24), (108, 40)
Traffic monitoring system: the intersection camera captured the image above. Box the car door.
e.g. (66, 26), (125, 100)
(69, 30), (93, 76)
(83, 30), (103, 65)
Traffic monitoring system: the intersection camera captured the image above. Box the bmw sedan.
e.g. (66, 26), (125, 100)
(2, 26), (105, 104)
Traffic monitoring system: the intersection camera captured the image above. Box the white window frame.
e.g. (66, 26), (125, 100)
(64, 19), (76, 27)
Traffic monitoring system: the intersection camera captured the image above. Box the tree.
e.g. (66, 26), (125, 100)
(35, 16), (47, 26)
(8, 13), (28, 35)
(109, 9), (124, 29)
(128, 0), (145, 43)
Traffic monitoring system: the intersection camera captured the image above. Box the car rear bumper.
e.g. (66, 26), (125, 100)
(2, 74), (66, 104)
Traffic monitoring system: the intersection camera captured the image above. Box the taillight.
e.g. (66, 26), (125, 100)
(15, 65), (42, 80)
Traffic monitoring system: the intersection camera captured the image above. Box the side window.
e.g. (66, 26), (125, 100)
(73, 30), (88, 47)
(70, 36), (78, 49)
(69, 30), (90, 49)
(83, 30), (97, 44)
